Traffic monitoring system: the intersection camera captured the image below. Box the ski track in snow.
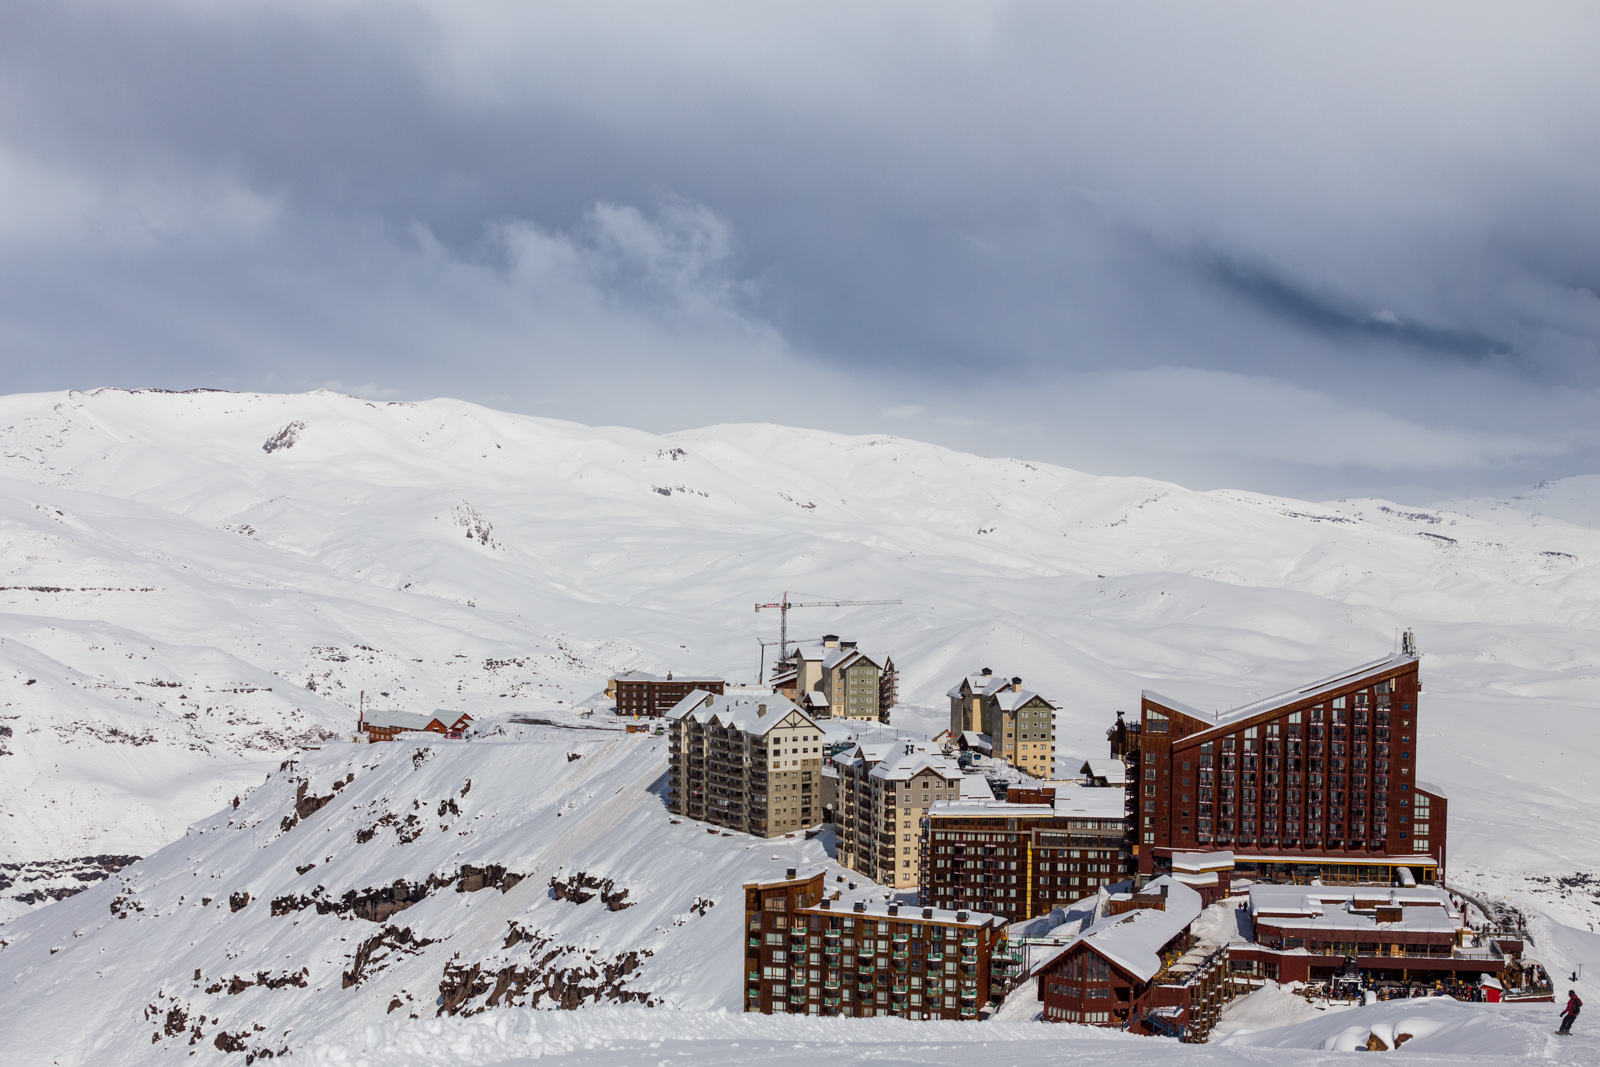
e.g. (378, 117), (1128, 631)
(4, 387), (1600, 1063)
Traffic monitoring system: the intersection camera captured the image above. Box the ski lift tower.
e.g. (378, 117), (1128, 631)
(754, 592), (903, 660)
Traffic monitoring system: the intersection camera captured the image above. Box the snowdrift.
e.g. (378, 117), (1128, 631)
(1217, 996), (1565, 1056)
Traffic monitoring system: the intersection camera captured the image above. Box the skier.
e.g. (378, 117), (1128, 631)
(1558, 990), (1582, 1035)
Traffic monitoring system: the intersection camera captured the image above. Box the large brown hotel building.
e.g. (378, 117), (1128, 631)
(1134, 642), (1448, 884)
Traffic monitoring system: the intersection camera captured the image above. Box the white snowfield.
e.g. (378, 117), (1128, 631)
(3, 387), (1600, 1062)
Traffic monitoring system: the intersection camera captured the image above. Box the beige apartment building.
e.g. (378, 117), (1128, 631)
(948, 669), (1058, 778)
(833, 741), (986, 889)
(666, 691), (826, 837)
(776, 636), (897, 721)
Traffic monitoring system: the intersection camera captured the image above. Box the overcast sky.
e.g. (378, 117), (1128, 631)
(3, 2), (1599, 499)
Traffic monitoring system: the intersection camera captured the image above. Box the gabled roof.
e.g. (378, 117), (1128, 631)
(362, 709), (443, 731)
(665, 690), (817, 737)
(946, 670), (1012, 701)
(1079, 758), (1128, 783)
(1037, 877), (1202, 983)
(1140, 690), (1210, 722)
(991, 688), (1055, 713)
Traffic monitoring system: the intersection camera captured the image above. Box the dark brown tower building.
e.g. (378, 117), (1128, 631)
(1131, 641), (1447, 885)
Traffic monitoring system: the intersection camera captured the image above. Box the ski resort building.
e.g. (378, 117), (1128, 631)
(608, 670), (725, 716)
(920, 784), (1131, 923)
(771, 636), (897, 721)
(832, 741), (981, 889)
(1231, 881), (1510, 985)
(1035, 876), (1232, 1041)
(665, 691), (825, 837)
(1128, 638), (1450, 884)
(743, 868), (1007, 1018)
(358, 709), (471, 741)
(946, 669), (1057, 777)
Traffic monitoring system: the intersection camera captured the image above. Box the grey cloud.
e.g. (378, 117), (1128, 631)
(0, 2), (1599, 497)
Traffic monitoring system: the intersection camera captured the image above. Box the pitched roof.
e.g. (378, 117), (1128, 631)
(1037, 877), (1202, 982)
(665, 690), (817, 737)
(946, 670), (1011, 700)
(1079, 758), (1128, 783)
(1151, 653), (1418, 738)
(991, 687), (1054, 713)
(361, 709), (442, 731)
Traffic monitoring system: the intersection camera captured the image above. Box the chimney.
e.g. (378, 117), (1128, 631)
(853, 901), (866, 912)
(786, 867), (796, 880)
(667, 671), (673, 681)
(820, 899), (831, 910)
(922, 907), (933, 919)
(823, 635), (840, 648)
(956, 910), (969, 922)
(888, 904), (899, 916)
(1011, 676), (1023, 692)
(980, 667), (992, 676)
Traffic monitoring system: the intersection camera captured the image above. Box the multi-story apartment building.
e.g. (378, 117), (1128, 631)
(833, 742), (976, 889)
(947, 668), (1008, 735)
(776, 636), (897, 721)
(743, 867), (1007, 1019)
(946, 670), (1057, 776)
(609, 670), (725, 716)
(1131, 637), (1449, 883)
(665, 691), (826, 837)
(921, 785), (1130, 923)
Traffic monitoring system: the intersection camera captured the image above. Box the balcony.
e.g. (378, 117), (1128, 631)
(925, 950), (944, 963)
(823, 945), (842, 957)
(748, 937), (761, 948)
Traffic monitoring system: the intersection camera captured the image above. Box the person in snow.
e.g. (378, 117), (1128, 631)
(1558, 990), (1582, 1034)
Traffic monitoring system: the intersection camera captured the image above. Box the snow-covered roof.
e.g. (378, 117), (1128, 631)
(1038, 876), (1203, 982)
(945, 670), (1012, 700)
(1048, 785), (1129, 820)
(361, 709), (442, 731)
(1140, 690), (1211, 721)
(1170, 850), (1233, 873)
(1414, 780), (1446, 797)
(611, 670), (723, 683)
(1177, 654), (1419, 738)
(868, 745), (965, 784)
(931, 798), (1058, 819)
(792, 642), (882, 673)
(746, 867), (1003, 928)
(1079, 758), (1128, 783)
(665, 690), (817, 737)
(958, 731), (992, 752)
(991, 687), (1053, 713)
(1247, 884), (1459, 933)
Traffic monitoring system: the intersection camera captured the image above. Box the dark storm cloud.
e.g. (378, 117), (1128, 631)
(1200, 254), (1512, 361)
(1, 1), (1599, 497)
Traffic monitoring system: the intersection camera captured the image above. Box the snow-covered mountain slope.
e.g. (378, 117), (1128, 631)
(0, 731), (840, 1064)
(2, 387), (1600, 930)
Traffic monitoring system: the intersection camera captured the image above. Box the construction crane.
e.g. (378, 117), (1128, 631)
(755, 636), (822, 686)
(754, 592), (903, 660)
